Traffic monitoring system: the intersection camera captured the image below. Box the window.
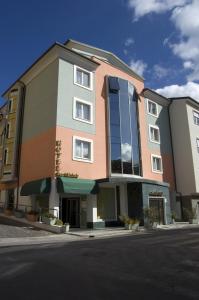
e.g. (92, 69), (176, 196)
(6, 123), (10, 138)
(147, 99), (158, 117)
(73, 136), (93, 163)
(4, 149), (8, 165)
(151, 155), (162, 173)
(193, 111), (199, 125)
(196, 138), (199, 153)
(74, 65), (93, 90)
(73, 98), (93, 124)
(8, 100), (12, 113)
(149, 125), (160, 143)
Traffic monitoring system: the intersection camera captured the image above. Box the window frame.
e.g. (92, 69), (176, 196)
(147, 99), (158, 117)
(8, 100), (13, 113)
(196, 138), (199, 153)
(73, 97), (93, 124)
(74, 65), (93, 91)
(151, 154), (163, 174)
(6, 122), (10, 139)
(193, 110), (199, 125)
(73, 136), (93, 163)
(4, 148), (8, 165)
(149, 125), (160, 144)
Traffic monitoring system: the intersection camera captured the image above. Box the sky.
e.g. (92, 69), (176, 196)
(0, 0), (199, 104)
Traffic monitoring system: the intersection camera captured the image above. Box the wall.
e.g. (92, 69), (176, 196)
(170, 101), (195, 195)
(186, 104), (199, 193)
(19, 59), (59, 185)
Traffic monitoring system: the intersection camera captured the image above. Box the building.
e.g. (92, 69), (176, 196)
(169, 96), (199, 219)
(0, 40), (175, 228)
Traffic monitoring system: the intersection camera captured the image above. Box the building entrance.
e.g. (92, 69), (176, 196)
(61, 197), (80, 228)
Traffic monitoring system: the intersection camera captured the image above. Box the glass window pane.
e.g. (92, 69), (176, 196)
(76, 102), (82, 119)
(76, 69), (82, 84)
(82, 141), (90, 159)
(75, 140), (82, 157)
(83, 72), (90, 87)
(130, 91), (141, 175)
(119, 79), (132, 174)
(83, 104), (90, 121)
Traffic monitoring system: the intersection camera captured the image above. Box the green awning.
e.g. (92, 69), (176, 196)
(56, 177), (98, 195)
(20, 178), (51, 196)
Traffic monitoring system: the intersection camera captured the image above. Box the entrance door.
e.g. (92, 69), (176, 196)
(149, 197), (164, 224)
(62, 198), (80, 228)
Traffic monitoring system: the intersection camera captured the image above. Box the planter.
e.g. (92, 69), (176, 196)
(14, 210), (25, 218)
(131, 224), (139, 231)
(65, 223), (70, 232)
(26, 213), (38, 222)
(51, 225), (66, 233)
(4, 208), (13, 216)
(42, 216), (57, 226)
(189, 219), (198, 224)
(125, 223), (131, 230)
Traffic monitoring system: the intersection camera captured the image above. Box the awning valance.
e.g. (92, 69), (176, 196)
(56, 177), (98, 195)
(20, 178), (51, 196)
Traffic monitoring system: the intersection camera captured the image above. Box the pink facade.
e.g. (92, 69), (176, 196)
(18, 56), (175, 192)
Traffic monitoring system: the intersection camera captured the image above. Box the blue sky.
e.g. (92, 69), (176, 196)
(1, 0), (199, 104)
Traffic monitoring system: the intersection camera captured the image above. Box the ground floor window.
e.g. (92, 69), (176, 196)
(97, 188), (116, 220)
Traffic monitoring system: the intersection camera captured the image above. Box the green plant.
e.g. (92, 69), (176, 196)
(183, 208), (197, 220)
(55, 219), (63, 226)
(43, 212), (55, 219)
(119, 215), (139, 225)
(144, 207), (158, 224)
(171, 211), (177, 220)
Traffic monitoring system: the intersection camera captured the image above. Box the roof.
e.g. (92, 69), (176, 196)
(2, 42), (100, 98)
(169, 96), (199, 108)
(141, 88), (170, 106)
(64, 39), (144, 82)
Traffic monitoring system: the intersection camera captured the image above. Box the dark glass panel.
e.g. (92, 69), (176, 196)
(109, 92), (122, 173)
(130, 85), (141, 175)
(109, 77), (120, 93)
(119, 79), (133, 174)
(111, 143), (122, 173)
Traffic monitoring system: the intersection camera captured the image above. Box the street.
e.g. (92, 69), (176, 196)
(0, 228), (199, 299)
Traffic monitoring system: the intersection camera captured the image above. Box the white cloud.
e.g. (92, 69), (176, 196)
(121, 143), (132, 162)
(127, 0), (189, 21)
(156, 81), (199, 101)
(153, 64), (170, 79)
(124, 37), (134, 47)
(130, 59), (147, 76)
(170, 0), (199, 80)
(127, 0), (199, 81)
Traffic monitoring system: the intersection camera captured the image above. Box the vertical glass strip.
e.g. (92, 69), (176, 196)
(129, 84), (140, 175)
(119, 79), (133, 174)
(109, 92), (122, 173)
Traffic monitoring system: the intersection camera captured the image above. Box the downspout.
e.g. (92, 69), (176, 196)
(168, 100), (183, 218)
(15, 81), (26, 210)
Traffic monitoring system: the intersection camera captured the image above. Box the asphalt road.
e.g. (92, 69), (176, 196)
(0, 228), (199, 300)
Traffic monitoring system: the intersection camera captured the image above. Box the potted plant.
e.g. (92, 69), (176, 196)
(144, 207), (158, 229)
(171, 211), (177, 224)
(14, 209), (25, 218)
(42, 212), (57, 226)
(53, 219), (67, 233)
(130, 218), (140, 231)
(183, 208), (198, 224)
(26, 210), (38, 222)
(4, 207), (13, 216)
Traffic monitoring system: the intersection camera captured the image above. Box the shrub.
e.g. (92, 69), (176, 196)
(55, 219), (63, 226)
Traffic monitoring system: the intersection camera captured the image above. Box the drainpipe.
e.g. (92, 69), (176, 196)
(15, 81), (26, 210)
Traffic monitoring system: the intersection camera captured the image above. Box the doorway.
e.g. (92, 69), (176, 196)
(149, 197), (165, 224)
(61, 197), (80, 228)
